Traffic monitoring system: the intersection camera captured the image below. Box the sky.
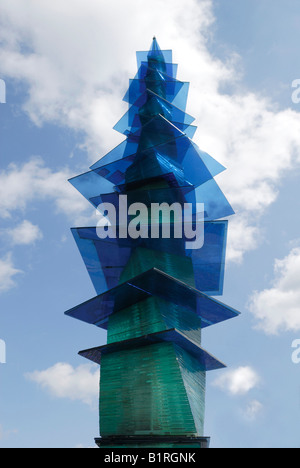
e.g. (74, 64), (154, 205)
(0, 0), (300, 448)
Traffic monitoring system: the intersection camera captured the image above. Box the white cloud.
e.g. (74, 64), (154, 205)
(243, 400), (263, 421)
(0, 157), (94, 224)
(0, 0), (300, 261)
(26, 362), (99, 406)
(0, 0), (215, 155)
(6, 220), (43, 245)
(226, 216), (261, 264)
(0, 253), (22, 293)
(249, 247), (300, 335)
(212, 366), (260, 395)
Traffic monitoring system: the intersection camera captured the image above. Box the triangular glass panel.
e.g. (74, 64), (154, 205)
(65, 267), (240, 330)
(71, 221), (228, 296)
(78, 328), (226, 371)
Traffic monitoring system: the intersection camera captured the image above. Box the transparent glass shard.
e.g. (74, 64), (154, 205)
(71, 220), (228, 296)
(79, 329), (226, 371)
(123, 75), (189, 110)
(65, 267), (240, 330)
(114, 89), (195, 136)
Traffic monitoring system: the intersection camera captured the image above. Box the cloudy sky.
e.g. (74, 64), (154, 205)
(1, 0), (300, 448)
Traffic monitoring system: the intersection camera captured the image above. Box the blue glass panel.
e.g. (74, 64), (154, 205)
(65, 286), (151, 329)
(114, 90), (195, 136)
(64, 267), (240, 330)
(91, 135), (225, 189)
(172, 82), (190, 112)
(102, 136), (225, 183)
(110, 152), (189, 190)
(91, 132), (225, 178)
(125, 114), (185, 151)
(118, 121), (195, 139)
(71, 145), (229, 210)
(88, 117), (187, 174)
(185, 179), (235, 221)
(198, 149), (226, 178)
(137, 46), (172, 67)
(123, 76), (189, 110)
(71, 221), (228, 296)
(182, 125), (197, 139)
(69, 170), (234, 222)
(127, 64), (172, 99)
(90, 139), (138, 171)
(90, 186), (195, 211)
(138, 61), (178, 80)
(126, 65), (189, 110)
(68, 169), (114, 203)
(71, 228), (109, 293)
(89, 184), (233, 223)
(78, 328), (226, 371)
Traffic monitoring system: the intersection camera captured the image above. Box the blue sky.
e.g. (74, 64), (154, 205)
(1, 0), (300, 448)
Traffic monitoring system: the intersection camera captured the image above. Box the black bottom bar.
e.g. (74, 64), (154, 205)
(95, 436), (210, 449)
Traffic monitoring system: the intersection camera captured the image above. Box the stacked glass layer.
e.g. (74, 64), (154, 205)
(65, 38), (240, 449)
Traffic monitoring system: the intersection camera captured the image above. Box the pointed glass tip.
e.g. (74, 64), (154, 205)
(148, 36), (164, 62)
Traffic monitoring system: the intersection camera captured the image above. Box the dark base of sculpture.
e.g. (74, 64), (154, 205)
(95, 436), (210, 449)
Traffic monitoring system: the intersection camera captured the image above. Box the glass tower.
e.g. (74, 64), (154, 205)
(65, 38), (240, 449)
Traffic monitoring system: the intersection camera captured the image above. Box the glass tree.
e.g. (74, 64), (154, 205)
(65, 38), (240, 449)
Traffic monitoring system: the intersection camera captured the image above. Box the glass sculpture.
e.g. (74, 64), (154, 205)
(65, 38), (240, 449)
